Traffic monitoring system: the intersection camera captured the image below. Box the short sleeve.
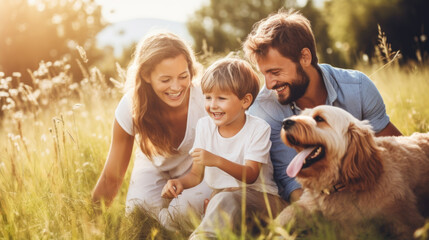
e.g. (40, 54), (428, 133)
(360, 74), (390, 133)
(115, 93), (134, 136)
(189, 118), (205, 154)
(244, 122), (272, 164)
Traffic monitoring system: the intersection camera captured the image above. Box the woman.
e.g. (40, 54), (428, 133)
(91, 32), (211, 231)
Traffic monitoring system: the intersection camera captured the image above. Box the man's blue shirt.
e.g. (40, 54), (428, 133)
(248, 64), (390, 201)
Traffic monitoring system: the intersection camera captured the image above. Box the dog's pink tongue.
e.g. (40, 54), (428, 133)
(286, 147), (316, 178)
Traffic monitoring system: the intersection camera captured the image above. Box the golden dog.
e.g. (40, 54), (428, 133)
(275, 105), (429, 239)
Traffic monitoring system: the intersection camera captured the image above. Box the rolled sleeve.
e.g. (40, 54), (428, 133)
(245, 123), (271, 164)
(360, 73), (390, 133)
(115, 92), (135, 136)
(189, 118), (206, 154)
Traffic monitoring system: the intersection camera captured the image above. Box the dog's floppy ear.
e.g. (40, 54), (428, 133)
(340, 121), (383, 191)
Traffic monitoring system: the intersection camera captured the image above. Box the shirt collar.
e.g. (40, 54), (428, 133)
(289, 65), (337, 112)
(319, 64), (337, 105)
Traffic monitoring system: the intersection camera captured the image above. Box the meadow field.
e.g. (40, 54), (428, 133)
(1, 52), (429, 239)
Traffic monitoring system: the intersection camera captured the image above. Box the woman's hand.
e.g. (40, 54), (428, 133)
(91, 120), (134, 207)
(161, 179), (184, 199)
(190, 148), (220, 167)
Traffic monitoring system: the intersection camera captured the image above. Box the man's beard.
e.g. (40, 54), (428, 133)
(277, 64), (310, 105)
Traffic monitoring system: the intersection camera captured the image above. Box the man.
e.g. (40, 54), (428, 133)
(243, 9), (402, 203)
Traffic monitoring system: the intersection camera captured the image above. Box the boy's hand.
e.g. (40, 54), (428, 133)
(161, 179), (183, 199)
(191, 148), (220, 167)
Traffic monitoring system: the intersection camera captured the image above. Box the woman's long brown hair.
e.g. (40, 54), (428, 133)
(126, 32), (197, 160)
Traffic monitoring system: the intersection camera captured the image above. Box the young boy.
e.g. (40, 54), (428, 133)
(161, 58), (286, 239)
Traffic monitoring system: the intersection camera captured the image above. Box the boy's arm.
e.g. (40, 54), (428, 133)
(161, 163), (204, 199)
(191, 148), (261, 184)
(179, 162), (205, 188)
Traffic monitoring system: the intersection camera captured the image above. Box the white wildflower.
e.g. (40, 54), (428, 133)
(41, 98), (48, 106)
(41, 134), (47, 142)
(6, 97), (15, 105)
(8, 89), (18, 97)
(14, 142), (20, 151)
(72, 103), (83, 110)
(68, 82), (79, 90)
(51, 14), (62, 24)
(39, 79), (53, 91)
(54, 60), (62, 67)
(37, 62), (49, 76)
(76, 45), (88, 63)
(8, 133), (14, 139)
(59, 99), (68, 105)
(12, 72), (21, 78)
(0, 162), (5, 170)
(0, 91), (9, 97)
(52, 75), (65, 84)
(13, 111), (23, 120)
(29, 89), (41, 101)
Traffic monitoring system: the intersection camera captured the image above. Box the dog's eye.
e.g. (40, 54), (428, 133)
(314, 115), (325, 122)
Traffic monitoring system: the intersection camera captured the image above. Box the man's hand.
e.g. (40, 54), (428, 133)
(161, 179), (183, 199)
(191, 148), (220, 167)
(289, 188), (303, 203)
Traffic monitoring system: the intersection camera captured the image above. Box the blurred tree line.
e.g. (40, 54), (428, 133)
(187, 0), (429, 67)
(1, 0), (428, 84)
(0, 0), (105, 84)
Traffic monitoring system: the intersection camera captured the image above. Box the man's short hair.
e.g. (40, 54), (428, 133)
(243, 9), (318, 66)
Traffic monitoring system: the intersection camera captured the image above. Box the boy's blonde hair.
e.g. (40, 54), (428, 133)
(201, 58), (260, 107)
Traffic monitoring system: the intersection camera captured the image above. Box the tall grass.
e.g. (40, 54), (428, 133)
(358, 25), (429, 134)
(0, 45), (428, 239)
(360, 62), (429, 134)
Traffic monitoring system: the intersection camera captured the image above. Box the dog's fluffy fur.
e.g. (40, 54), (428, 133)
(276, 105), (429, 239)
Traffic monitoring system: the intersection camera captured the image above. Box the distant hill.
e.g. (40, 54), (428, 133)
(96, 18), (192, 56)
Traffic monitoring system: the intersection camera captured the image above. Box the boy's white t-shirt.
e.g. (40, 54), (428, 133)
(114, 84), (207, 178)
(191, 114), (279, 195)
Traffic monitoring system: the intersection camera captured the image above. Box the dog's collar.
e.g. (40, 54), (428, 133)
(321, 183), (346, 195)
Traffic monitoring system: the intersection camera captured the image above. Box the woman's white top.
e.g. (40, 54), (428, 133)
(115, 85), (206, 178)
(191, 114), (279, 195)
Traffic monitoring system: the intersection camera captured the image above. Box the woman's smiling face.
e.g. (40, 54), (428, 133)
(146, 54), (191, 108)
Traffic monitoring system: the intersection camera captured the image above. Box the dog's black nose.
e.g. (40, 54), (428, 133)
(282, 119), (295, 130)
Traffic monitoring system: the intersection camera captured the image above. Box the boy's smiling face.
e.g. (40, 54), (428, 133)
(204, 89), (250, 135)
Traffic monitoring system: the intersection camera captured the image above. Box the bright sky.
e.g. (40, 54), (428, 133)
(94, 0), (209, 23)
